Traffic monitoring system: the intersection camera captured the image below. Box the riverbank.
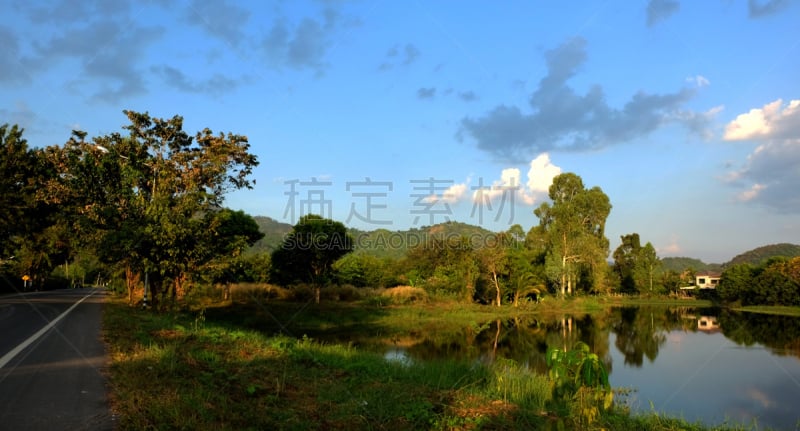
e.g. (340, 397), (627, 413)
(733, 305), (800, 317)
(103, 293), (759, 430)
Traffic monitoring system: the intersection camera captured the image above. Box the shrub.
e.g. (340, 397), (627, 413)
(379, 285), (428, 305)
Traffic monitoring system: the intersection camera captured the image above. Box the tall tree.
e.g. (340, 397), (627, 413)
(270, 214), (354, 303)
(534, 173), (612, 296)
(613, 234), (661, 294)
(60, 111), (258, 307)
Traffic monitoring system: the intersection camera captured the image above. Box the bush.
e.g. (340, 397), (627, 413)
(378, 285), (428, 305)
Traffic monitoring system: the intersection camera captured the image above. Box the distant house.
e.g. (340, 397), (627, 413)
(695, 272), (721, 289)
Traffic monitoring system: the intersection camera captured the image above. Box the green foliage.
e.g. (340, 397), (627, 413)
(546, 341), (613, 425)
(269, 215), (354, 287)
(613, 233), (662, 294)
(718, 257), (800, 306)
(534, 173), (612, 296)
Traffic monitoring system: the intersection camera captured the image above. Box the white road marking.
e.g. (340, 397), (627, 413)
(0, 291), (96, 369)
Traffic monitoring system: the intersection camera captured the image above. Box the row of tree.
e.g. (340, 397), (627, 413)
(4, 113), (723, 306)
(268, 173), (684, 304)
(717, 257), (800, 306)
(1, 113), (264, 307)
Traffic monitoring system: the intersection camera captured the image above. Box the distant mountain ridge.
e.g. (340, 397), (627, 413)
(726, 243), (800, 266)
(247, 218), (496, 258)
(660, 257), (722, 273)
(247, 217), (800, 269)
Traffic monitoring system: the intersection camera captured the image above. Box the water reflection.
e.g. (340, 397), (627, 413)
(328, 306), (800, 429)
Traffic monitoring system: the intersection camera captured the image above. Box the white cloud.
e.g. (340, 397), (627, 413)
(736, 183), (766, 202)
(442, 182), (468, 204)
(658, 234), (682, 255)
(723, 99), (800, 213)
(422, 181), (469, 204)
(723, 99), (800, 141)
(468, 153), (562, 206)
(527, 153), (562, 194)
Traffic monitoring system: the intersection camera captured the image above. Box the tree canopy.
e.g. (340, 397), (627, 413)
(534, 173), (612, 295)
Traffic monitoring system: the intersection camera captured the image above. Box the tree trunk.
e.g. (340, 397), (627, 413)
(315, 286), (320, 304)
(492, 270), (501, 307)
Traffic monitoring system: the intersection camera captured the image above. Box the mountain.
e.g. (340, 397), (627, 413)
(247, 217), (500, 259)
(661, 257), (722, 273)
(247, 216), (293, 253)
(351, 221), (496, 259)
(725, 243), (800, 266)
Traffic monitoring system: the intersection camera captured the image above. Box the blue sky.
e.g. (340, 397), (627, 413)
(2, 0), (799, 263)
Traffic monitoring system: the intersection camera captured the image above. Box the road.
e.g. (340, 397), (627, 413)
(0, 288), (114, 430)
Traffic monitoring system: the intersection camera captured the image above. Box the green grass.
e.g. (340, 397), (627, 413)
(732, 305), (800, 317)
(103, 294), (762, 430)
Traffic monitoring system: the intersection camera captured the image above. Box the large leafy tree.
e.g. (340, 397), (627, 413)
(0, 124), (33, 259)
(612, 233), (661, 294)
(1, 125), (74, 290)
(59, 111), (258, 307)
(534, 173), (612, 295)
(270, 215), (353, 302)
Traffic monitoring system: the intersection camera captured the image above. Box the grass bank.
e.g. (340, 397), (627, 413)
(103, 294), (755, 430)
(732, 305), (800, 317)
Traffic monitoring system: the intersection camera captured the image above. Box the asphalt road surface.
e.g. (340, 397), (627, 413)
(0, 288), (114, 430)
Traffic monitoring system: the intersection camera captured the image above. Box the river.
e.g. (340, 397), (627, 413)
(370, 306), (800, 430)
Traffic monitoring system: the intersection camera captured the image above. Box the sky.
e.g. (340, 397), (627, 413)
(2, 0), (799, 263)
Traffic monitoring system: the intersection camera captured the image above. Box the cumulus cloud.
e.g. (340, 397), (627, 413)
(723, 99), (800, 213)
(526, 153), (562, 194)
(459, 37), (705, 162)
(646, 0), (680, 27)
(723, 99), (800, 141)
(469, 153), (562, 206)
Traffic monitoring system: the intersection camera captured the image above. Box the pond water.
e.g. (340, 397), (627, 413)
(344, 307), (800, 429)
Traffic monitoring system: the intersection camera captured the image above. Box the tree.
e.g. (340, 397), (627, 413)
(613, 234), (661, 294)
(477, 233), (511, 307)
(534, 173), (612, 296)
(0, 124), (35, 260)
(613, 233), (641, 293)
(270, 215), (353, 303)
(60, 111), (258, 307)
(200, 209), (264, 299)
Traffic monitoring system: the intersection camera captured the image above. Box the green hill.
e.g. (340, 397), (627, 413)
(726, 243), (800, 266)
(352, 221), (496, 259)
(247, 219), (498, 259)
(247, 216), (292, 254)
(661, 257), (722, 273)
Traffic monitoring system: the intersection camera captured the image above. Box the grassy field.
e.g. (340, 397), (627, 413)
(103, 288), (759, 430)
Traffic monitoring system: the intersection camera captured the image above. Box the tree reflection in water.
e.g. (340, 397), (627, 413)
(330, 305), (800, 369)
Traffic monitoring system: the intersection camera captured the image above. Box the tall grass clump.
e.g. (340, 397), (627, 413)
(378, 285), (429, 305)
(487, 357), (551, 411)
